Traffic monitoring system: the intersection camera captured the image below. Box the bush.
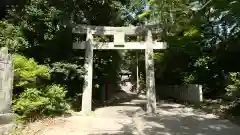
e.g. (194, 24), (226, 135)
(50, 62), (85, 98)
(13, 54), (50, 88)
(42, 85), (70, 115)
(13, 84), (70, 122)
(12, 54), (70, 122)
(13, 88), (48, 117)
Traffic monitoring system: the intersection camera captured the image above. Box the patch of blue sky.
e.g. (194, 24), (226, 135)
(127, 0), (149, 18)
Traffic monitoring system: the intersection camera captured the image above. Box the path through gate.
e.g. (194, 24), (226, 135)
(72, 25), (167, 115)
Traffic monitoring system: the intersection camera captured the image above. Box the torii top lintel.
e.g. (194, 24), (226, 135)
(72, 25), (167, 50)
(72, 25), (162, 35)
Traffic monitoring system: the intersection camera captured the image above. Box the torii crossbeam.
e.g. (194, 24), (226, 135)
(72, 25), (167, 115)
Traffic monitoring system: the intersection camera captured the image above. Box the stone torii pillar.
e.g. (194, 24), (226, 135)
(81, 28), (94, 115)
(145, 30), (157, 114)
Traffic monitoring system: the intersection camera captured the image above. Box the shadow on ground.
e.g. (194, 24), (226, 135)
(159, 97), (240, 127)
(92, 98), (240, 135)
(88, 124), (137, 135)
(136, 101), (240, 135)
(136, 114), (240, 135)
(102, 90), (146, 110)
(70, 88), (240, 135)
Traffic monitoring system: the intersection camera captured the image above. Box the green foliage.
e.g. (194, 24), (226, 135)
(51, 62), (85, 80)
(226, 73), (240, 99)
(13, 84), (69, 121)
(12, 54), (69, 122)
(42, 85), (70, 115)
(137, 10), (151, 19)
(13, 54), (50, 88)
(13, 88), (48, 117)
(50, 62), (85, 98)
(9, 0), (63, 44)
(0, 21), (28, 52)
(183, 26), (200, 37)
(1, 0), (239, 120)
(0, 0), (133, 122)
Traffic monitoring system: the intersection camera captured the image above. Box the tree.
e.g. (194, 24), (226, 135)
(132, 0), (240, 100)
(0, 0), (133, 118)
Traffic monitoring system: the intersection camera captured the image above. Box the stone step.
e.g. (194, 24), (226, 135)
(0, 113), (15, 125)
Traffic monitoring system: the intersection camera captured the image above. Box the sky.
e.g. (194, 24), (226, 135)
(129, 0), (150, 18)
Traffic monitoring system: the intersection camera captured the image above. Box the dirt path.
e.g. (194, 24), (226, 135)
(135, 101), (240, 135)
(16, 94), (240, 135)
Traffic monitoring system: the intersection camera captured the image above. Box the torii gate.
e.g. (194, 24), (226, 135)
(72, 25), (167, 115)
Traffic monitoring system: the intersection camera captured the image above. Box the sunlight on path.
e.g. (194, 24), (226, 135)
(19, 94), (240, 135)
(134, 101), (240, 135)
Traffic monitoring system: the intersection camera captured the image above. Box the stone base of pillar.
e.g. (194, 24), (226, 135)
(77, 111), (96, 117)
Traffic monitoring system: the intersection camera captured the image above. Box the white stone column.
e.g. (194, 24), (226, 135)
(81, 28), (94, 115)
(136, 51), (140, 93)
(145, 30), (157, 114)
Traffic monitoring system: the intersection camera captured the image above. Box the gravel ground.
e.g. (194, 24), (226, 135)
(11, 93), (240, 135)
